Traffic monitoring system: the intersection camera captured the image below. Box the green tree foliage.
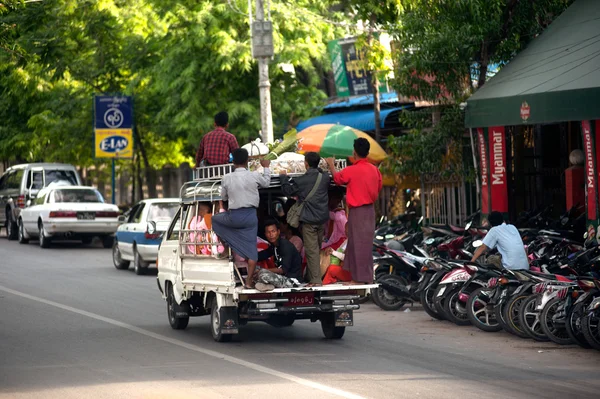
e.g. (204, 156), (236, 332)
(0, 0), (346, 169)
(385, 0), (573, 179)
(392, 0), (574, 102)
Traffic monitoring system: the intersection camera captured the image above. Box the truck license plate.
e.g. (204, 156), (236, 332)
(285, 293), (314, 307)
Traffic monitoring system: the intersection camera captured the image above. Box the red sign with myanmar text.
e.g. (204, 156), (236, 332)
(582, 121), (597, 220)
(477, 128), (490, 214)
(489, 126), (508, 213)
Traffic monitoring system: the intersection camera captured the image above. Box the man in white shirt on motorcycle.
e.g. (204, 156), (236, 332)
(471, 211), (529, 270)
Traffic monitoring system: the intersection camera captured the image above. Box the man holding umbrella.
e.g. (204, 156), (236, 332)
(326, 138), (382, 284)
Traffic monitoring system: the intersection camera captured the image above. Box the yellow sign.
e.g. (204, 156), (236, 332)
(94, 129), (134, 159)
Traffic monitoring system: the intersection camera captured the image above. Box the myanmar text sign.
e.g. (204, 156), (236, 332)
(94, 95), (133, 159)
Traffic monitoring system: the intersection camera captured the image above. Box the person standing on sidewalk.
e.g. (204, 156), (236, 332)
(195, 111), (239, 166)
(280, 152), (330, 285)
(326, 138), (382, 284)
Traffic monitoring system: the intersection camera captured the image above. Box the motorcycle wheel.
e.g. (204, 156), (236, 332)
(372, 274), (409, 311)
(581, 310), (600, 350)
(433, 285), (450, 321)
(442, 287), (471, 326)
(466, 287), (502, 332)
(419, 285), (445, 320)
(565, 301), (591, 349)
(494, 298), (516, 335)
(503, 294), (531, 339)
(540, 298), (573, 345)
(518, 294), (550, 342)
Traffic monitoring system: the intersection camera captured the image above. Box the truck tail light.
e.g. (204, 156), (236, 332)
(49, 211), (77, 218)
(17, 195), (26, 208)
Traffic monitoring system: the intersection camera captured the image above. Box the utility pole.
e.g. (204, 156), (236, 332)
(368, 15), (381, 143)
(252, 0), (274, 143)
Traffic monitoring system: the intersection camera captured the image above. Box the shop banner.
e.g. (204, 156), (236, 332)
(582, 121), (597, 220)
(476, 128), (490, 214)
(489, 126), (508, 213)
(595, 120), (600, 216)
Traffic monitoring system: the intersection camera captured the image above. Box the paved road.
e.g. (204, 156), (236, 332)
(1, 235), (599, 399)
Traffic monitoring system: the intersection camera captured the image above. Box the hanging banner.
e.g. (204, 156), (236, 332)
(489, 126), (508, 213)
(477, 128), (490, 214)
(595, 120), (600, 217)
(582, 121), (597, 221)
(94, 95), (134, 159)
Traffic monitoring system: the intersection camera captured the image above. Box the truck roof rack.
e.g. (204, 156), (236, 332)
(192, 159), (348, 181)
(182, 159), (348, 203)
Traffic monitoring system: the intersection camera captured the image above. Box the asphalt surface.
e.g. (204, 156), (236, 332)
(1, 234), (599, 399)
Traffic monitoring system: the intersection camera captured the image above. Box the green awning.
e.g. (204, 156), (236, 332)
(465, 0), (600, 128)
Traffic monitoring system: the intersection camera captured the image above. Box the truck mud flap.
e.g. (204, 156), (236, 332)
(335, 310), (353, 327)
(220, 306), (239, 334)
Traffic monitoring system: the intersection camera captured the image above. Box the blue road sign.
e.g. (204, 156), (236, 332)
(94, 96), (133, 129)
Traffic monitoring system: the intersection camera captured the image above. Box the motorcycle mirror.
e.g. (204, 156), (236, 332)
(465, 221), (472, 230)
(561, 216), (569, 225)
(584, 232), (588, 239)
(473, 240), (483, 248)
(418, 216), (424, 224)
(385, 234), (395, 240)
(376, 235), (384, 240)
(406, 200), (411, 208)
(424, 238), (435, 245)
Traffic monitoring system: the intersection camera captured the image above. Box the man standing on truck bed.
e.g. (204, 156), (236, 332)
(326, 138), (382, 284)
(195, 111), (239, 166)
(212, 148), (271, 288)
(280, 152), (330, 286)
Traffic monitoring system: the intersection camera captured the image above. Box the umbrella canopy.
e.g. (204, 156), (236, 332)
(297, 124), (387, 164)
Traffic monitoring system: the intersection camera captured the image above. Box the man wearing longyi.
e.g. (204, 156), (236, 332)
(326, 138), (382, 284)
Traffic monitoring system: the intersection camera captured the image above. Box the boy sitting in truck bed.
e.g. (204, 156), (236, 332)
(254, 218), (303, 285)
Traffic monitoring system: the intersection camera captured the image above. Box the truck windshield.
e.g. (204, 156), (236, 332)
(53, 189), (103, 203)
(45, 170), (78, 186)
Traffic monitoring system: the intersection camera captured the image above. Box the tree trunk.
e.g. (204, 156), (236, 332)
(135, 128), (157, 198)
(368, 14), (382, 143)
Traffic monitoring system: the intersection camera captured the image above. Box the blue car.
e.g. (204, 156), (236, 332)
(113, 198), (179, 275)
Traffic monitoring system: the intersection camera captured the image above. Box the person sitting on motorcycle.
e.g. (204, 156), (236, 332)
(471, 211), (529, 270)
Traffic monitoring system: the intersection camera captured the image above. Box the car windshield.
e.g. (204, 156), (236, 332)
(148, 203), (179, 221)
(53, 189), (103, 203)
(45, 170), (78, 186)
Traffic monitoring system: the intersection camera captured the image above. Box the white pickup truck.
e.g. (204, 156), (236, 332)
(155, 163), (377, 342)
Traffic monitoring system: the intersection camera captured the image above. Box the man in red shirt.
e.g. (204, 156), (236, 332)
(326, 138), (382, 284)
(195, 111), (240, 166)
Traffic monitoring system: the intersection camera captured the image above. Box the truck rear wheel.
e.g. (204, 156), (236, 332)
(167, 284), (189, 330)
(321, 313), (345, 339)
(211, 299), (232, 342)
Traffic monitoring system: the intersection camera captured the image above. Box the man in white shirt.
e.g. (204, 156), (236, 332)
(471, 211), (529, 270)
(212, 148), (271, 288)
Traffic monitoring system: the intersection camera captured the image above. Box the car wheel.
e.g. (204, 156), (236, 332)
(133, 246), (149, 275)
(112, 241), (130, 270)
(102, 235), (113, 249)
(18, 219), (29, 244)
(6, 212), (18, 241)
(38, 222), (51, 248)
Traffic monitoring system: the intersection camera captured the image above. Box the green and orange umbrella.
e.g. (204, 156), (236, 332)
(297, 124), (387, 164)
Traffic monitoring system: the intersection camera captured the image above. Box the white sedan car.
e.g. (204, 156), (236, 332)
(18, 186), (121, 248)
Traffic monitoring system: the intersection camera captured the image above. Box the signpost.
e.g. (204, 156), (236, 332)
(93, 95), (134, 204)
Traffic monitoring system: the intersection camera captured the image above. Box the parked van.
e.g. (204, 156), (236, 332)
(0, 163), (82, 239)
